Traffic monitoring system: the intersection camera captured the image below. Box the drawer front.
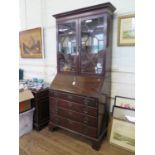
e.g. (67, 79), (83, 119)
(49, 97), (97, 127)
(57, 99), (97, 117)
(53, 108), (97, 127)
(51, 115), (97, 138)
(50, 90), (97, 107)
(49, 97), (57, 110)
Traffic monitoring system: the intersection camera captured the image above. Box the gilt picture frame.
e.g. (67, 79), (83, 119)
(118, 14), (135, 46)
(19, 27), (43, 58)
(110, 119), (135, 152)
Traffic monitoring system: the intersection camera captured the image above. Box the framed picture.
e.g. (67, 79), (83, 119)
(110, 119), (135, 152)
(118, 14), (135, 46)
(114, 96), (135, 109)
(19, 27), (43, 58)
(112, 106), (135, 123)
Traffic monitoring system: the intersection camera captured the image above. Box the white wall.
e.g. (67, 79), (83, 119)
(19, 0), (135, 109)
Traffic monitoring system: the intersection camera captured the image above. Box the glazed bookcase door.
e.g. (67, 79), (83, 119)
(79, 15), (107, 75)
(57, 20), (79, 73)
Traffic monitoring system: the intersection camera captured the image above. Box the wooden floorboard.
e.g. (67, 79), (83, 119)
(19, 127), (135, 155)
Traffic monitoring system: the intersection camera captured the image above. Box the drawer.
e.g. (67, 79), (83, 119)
(50, 97), (97, 117)
(49, 97), (57, 110)
(52, 108), (97, 127)
(51, 115), (97, 138)
(50, 90), (97, 107)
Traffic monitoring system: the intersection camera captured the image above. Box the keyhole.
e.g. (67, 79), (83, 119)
(72, 81), (76, 86)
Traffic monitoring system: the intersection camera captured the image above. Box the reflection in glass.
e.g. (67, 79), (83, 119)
(80, 17), (105, 74)
(58, 22), (77, 72)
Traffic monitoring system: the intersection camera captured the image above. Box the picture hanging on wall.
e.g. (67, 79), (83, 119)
(117, 14), (135, 46)
(19, 27), (43, 58)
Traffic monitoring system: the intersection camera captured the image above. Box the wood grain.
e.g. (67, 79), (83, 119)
(50, 74), (103, 98)
(20, 127), (134, 155)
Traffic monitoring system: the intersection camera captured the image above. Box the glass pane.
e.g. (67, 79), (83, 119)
(58, 22), (77, 72)
(80, 17), (105, 74)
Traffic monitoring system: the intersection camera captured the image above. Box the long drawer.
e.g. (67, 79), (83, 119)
(50, 90), (97, 107)
(50, 97), (97, 117)
(50, 106), (97, 127)
(51, 115), (97, 138)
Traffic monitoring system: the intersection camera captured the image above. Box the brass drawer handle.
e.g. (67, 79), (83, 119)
(83, 129), (88, 134)
(84, 98), (89, 105)
(68, 102), (73, 107)
(83, 120), (88, 123)
(84, 110), (88, 114)
(84, 102), (88, 106)
(56, 119), (59, 124)
(68, 111), (72, 115)
(55, 108), (58, 113)
(54, 92), (58, 96)
(68, 120), (73, 125)
(83, 117), (88, 123)
(84, 107), (88, 113)
(68, 95), (73, 99)
(54, 117), (59, 124)
(55, 99), (58, 104)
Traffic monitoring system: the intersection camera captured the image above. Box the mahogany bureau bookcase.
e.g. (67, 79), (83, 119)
(49, 2), (116, 150)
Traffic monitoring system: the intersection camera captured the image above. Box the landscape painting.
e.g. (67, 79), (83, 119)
(19, 27), (43, 58)
(110, 119), (135, 152)
(118, 14), (135, 46)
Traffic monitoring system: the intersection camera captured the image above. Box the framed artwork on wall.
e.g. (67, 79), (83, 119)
(117, 14), (135, 46)
(110, 119), (135, 152)
(19, 27), (43, 58)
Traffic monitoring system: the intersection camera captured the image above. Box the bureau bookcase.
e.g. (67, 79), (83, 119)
(49, 2), (116, 150)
